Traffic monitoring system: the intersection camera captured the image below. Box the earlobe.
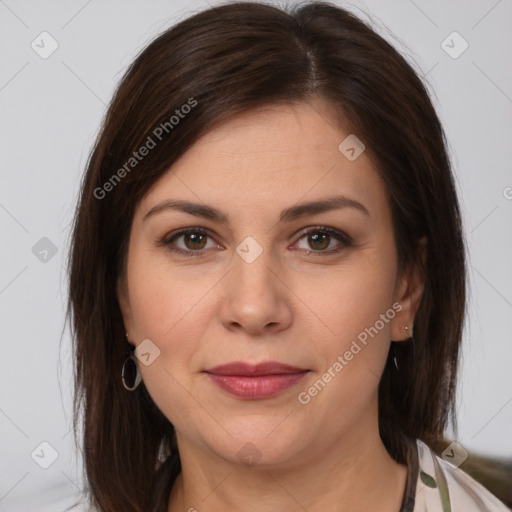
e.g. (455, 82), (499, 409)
(391, 237), (427, 341)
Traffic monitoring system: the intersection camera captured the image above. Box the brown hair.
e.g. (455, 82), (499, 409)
(67, 1), (467, 511)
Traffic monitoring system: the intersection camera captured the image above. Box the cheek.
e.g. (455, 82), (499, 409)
(296, 249), (397, 399)
(127, 262), (208, 431)
(125, 251), (209, 412)
(127, 247), (213, 341)
(304, 250), (397, 341)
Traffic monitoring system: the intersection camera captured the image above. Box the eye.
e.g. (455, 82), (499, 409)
(293, 226), (351, 255)
(160, 228), (219, 256)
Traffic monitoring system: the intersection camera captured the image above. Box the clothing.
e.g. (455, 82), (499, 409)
(399, 438), (510, 511)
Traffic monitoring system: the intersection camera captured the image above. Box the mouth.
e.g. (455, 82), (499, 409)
(203, 361), (310, 399)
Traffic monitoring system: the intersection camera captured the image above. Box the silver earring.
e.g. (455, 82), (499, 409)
(406, 325), (416, 360)
(122, 334), (141, 391)
(392, 344), (399, 371)
(122, 353), (141, 391)
(392, 325), (413, 372)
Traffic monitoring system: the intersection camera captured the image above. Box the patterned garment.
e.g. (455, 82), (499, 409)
(399, 438), (510, 511)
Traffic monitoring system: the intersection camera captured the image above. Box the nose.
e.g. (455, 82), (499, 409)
(219, 243), (293, 336)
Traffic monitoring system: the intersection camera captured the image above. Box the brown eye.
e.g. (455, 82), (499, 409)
(295, 227), (351, 254)
(182, 232), (208, 250)
(162, 228), (217, 256)
(307, 232), (330, 251)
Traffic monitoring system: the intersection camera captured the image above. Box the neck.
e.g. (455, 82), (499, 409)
(167, 403), (407, 512)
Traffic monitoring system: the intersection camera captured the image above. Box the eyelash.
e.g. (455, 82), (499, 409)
(158, 226), (352, 258)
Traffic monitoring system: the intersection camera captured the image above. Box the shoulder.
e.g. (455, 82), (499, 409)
(413, 439), (510, 511)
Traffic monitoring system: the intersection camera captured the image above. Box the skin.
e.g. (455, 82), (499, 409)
(117, 98), (425, 512)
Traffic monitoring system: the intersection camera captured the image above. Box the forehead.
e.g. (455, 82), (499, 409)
(137, 101), (388, 222)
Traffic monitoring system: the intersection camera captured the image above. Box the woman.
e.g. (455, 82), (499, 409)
(67, 1), (510, 511)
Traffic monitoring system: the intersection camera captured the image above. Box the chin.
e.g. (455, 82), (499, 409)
(210, 419), (308, 468)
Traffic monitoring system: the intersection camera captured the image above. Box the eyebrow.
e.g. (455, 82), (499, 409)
(142, 194), (370, 224)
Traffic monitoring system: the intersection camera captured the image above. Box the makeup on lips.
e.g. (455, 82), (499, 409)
(203, 361), (310, 399)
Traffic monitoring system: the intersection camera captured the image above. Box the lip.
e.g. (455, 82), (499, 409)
(203, 361), (309, 399)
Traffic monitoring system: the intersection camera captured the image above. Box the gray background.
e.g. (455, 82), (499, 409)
(1, 0), (511, 510)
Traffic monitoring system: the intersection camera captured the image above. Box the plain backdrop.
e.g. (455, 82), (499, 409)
(1, 0), (511, 510)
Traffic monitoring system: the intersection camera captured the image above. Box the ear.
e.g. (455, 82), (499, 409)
(390, 237), (427, 341)
(117, 273), (134, 346)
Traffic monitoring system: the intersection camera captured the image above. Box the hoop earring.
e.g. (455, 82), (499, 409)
(391, 325), (415, 372)
(121, 353), (142, 391)
(406, 325), (416, 361)
(391, 342), (399, 371)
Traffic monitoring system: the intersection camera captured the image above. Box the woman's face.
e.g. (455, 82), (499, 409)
(118, 99), (420, 467)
